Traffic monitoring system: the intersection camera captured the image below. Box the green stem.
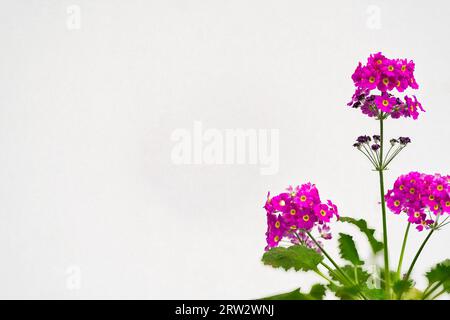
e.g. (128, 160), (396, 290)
(421, 283), (434, 298)
(396, 222), (411, 280)
(320, 261), (342, 280)
(315, 269), (336, 285)
(378, 117), (391, 299)
(404, 220), (439, 281)
(437, 216), (450, 229)
(362, 144), (379, 169)
(292, 231), (306, 246)
(306, 232), (368, 300)
(383, 144), (394, 165)
(358, 149), (378, 168)
(320, 262), (357, 290)
(422, 281), (442, 300)
(383, 146), (404, 169)
(430, 288), (446, 300)
(295, 231), (349, 287)
(305, 231), (354, 285)
(319, 261), (334, 273)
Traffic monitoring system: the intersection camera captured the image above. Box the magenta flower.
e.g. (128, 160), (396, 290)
(385, 172), (450, 231)
(407, 208), (425, 224)
(360, 68), (379, 90)
(326, 200), (339, 219)
(367, 52), (388, 68)
(266, 218), (284, 248)
(395, 76), (409, 92)
(264, 183), (339, 250)
(377, 74), (396, 92)
(375, 94), (397, 113)
(271, 193), (291, 212)
(318, 224), (332, 240)
(347, 52), (424, 120)
(416, 218), (434, 232)
(314, 203), (333, 223)
(403, 95), (426, 119)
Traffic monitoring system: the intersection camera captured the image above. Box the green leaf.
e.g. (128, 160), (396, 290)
(261, 284), (326, 300)
(425, 259), (450, 293)
(338, 233), (363, 266)
(444, 281), (450, 293)
(393, 279), (413, 298)
(328, 265), (369, 286)
(362, 288), (385, 300)
(426, 259), (450, 285)
(327, 264), (385, 300)
(262, 245), (323, 272)
(339, 217), (383, 254)
(327, 283), (360, 300)
(309, 284), (327, 300)
(328, 282), (385, 300)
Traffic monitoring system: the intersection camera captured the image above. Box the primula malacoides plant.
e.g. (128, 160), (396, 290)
(261, 53), (450, 300)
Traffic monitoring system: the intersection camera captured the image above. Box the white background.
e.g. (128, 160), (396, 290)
(0, 0), (449, 299)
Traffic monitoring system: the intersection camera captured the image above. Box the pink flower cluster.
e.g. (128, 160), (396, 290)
(264, 183), (339, 250)
(348, 52), (425, 119)
(385, 172), (450, 231)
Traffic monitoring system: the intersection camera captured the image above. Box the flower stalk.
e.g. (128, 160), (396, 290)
(305, 231), (352, 284)
(306, 231), (368, 300)
(377, 117), (391, 299)
(405, 218), (440, 281)
(396, 222), (411, 279)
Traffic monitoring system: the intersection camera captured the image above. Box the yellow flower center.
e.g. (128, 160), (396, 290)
(399, 185), (404, 191)
(377, 59), (382, 64)
(383, 78), (389, 85)
(414, 212), (420, 218)
(401, 65), (406, 71)
(388, 65), (394, 71)
(396, 80), (401, 87)
(279, 200), (285, 206)
(429, 195), (435, 201)
(369, 76), (375, 83)
(382, 99), (389, 106)
(320, 210), (327, 216)
(290, 209), (296, 216)
(274, 235), (280, 242)
(303, 215), (310, 222)
(446, 201), (450, 207)
(409, 188), (415, 194)
(437, 185), (444, 191)
(275, 221), (281, 228)
(434, 204), (439, 210)
(290, 225), (297, 230)
(300, 195), (307, 202)
(394, 200), (401, 207)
